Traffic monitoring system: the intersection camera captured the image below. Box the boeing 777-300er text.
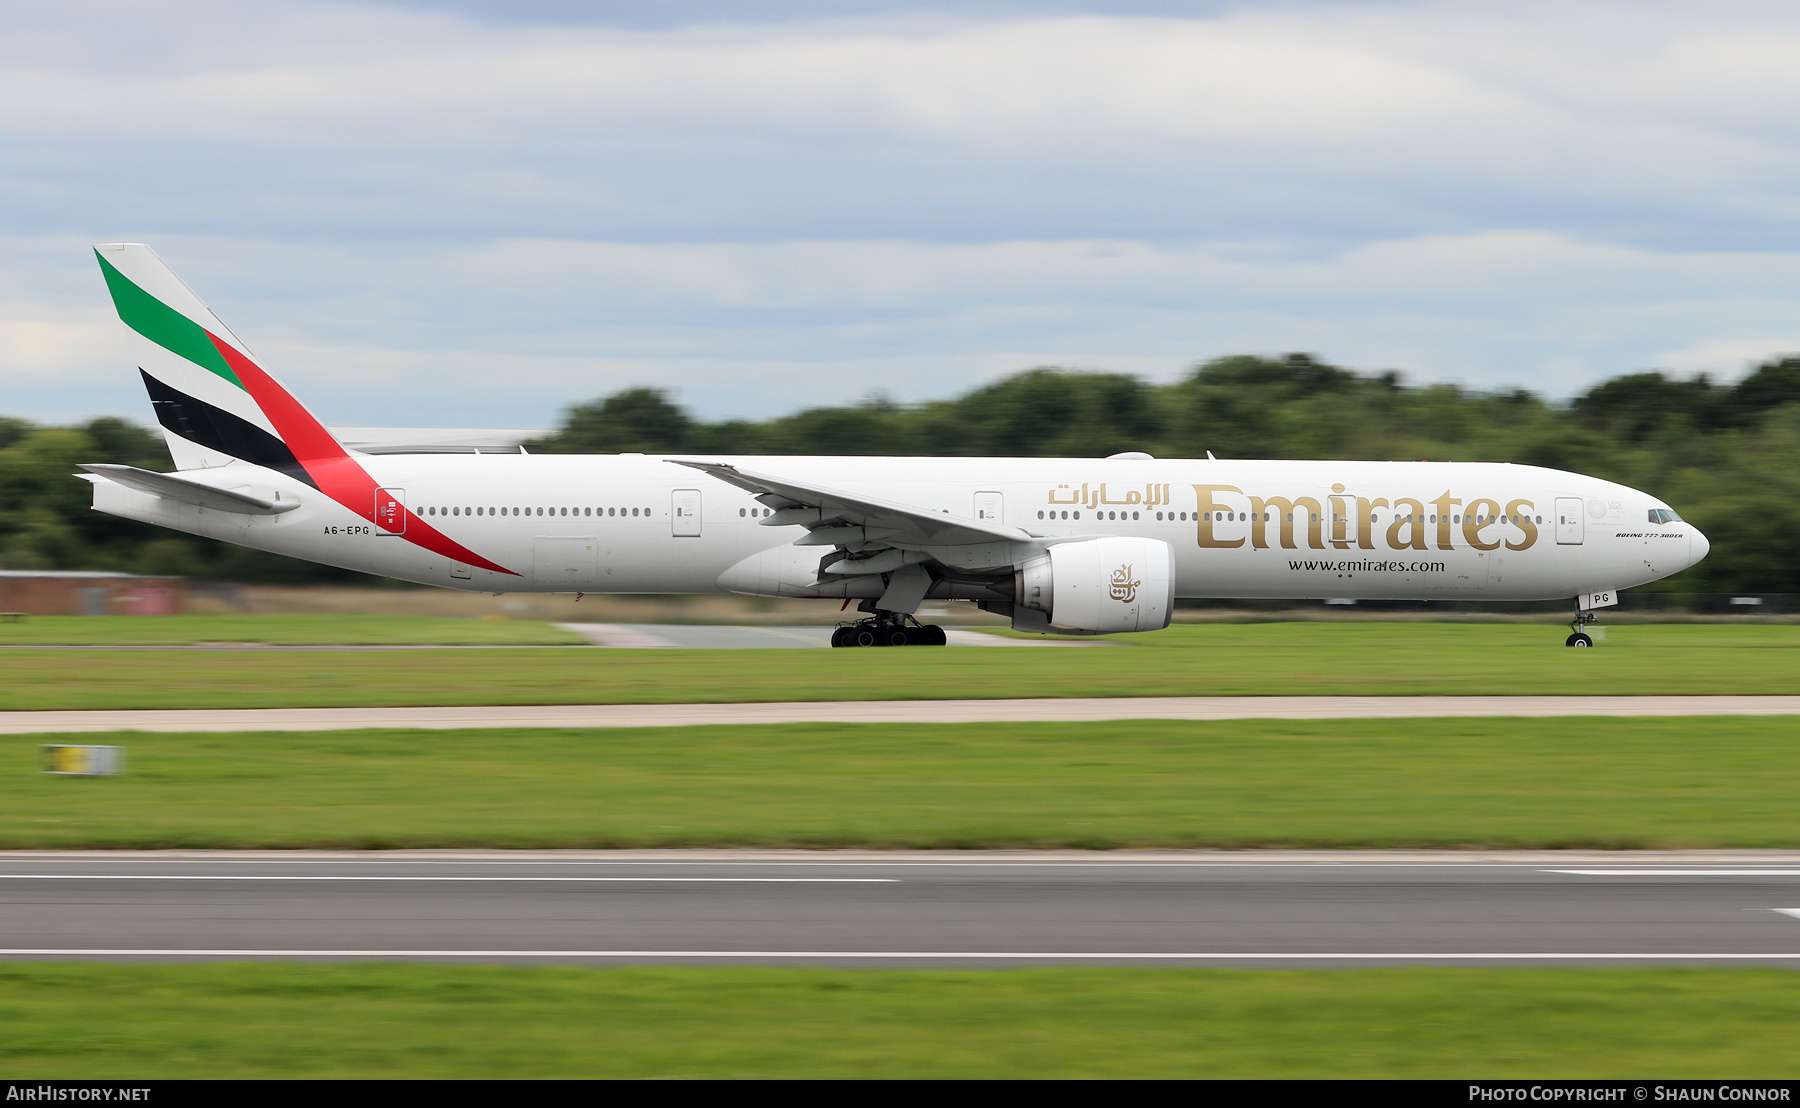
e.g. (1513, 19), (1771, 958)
(81, 244), (1708, 647)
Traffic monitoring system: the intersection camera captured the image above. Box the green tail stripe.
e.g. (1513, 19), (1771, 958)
(95, 251), (244, 390)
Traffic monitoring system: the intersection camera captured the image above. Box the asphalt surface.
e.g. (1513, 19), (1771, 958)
(4, 851), (1800, 966)
(5, 695), (1800, 733)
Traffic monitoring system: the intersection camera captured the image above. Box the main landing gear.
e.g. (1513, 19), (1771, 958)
(1566, 600), (1599, 648)
(830, 613), (948, 647)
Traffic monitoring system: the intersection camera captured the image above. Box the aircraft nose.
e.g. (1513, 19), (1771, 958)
(1689, 526), (1710, 567)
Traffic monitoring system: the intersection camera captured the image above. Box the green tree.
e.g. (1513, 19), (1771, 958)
(534, 388), (692, 454)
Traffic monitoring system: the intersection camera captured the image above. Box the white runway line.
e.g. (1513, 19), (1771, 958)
(1, 949), (1798, 961)
(1548, 870), (1800, 876)
(0, 874), (893, 884)
(7, 695), (1800, 733)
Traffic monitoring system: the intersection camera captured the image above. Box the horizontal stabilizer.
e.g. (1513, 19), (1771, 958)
(79, 464), (301, 515)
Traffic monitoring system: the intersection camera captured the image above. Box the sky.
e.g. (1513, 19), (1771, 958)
(4, 0), (1800, 429)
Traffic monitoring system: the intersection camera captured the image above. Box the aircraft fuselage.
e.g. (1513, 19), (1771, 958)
(88, 452), (1705, 604)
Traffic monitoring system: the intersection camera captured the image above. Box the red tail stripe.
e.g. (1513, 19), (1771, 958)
(207, 335), (519, 577)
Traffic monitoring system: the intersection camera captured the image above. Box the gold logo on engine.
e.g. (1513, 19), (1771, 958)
(1110, 564), (1140, 603)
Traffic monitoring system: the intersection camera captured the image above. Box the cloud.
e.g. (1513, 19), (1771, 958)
(0, 304), (118, 376)
(6, 1), (1800, 242)
(15, 229), (1800, 427)
(4, 2), (1800, 426)
(1655, 336), (1800, 375)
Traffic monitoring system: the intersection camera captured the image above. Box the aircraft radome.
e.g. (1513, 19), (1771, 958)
(82, 243), (1708, 648)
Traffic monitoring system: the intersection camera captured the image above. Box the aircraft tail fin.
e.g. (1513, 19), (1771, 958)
(93, 243), (348, 484)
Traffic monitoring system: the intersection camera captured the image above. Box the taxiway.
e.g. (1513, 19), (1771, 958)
(4, 695), (1799, 733)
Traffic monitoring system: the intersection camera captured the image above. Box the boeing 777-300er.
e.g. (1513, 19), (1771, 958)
(81, 243), (1709, 647)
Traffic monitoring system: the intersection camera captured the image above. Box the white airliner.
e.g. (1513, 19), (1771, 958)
(82, 243), (1707, 647)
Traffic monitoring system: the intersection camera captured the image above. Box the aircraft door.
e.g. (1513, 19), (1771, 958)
(975, 491), (1003, 523)
(1555, 497), (1584, 545)
(375, 488), (405, 535)
(672, 489), (701, 537)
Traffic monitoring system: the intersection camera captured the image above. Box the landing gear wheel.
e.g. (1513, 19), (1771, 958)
(1566, 597), (1601, 648)
(835, 614), (949, 647)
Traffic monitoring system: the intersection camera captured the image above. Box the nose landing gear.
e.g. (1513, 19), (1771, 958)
(830, 613), (948, 647)
(1566, 600), (1599, 647)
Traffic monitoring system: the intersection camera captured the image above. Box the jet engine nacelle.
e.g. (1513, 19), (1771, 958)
(1014, 536), (1175, 634)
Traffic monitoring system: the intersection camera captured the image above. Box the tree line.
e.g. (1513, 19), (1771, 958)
(5, 353), (1797, 593)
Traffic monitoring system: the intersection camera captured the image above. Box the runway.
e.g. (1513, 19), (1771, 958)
(5, 695), (1800, 733)
(4, 851), (1800, 966)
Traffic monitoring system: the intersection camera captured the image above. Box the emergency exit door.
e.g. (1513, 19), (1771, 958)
(1555, 497), (1584, 545)
(974, 491), (1003, 523)
(672, 489), (701, 537)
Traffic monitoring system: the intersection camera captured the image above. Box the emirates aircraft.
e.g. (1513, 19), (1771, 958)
(82, 244), (1708, 648)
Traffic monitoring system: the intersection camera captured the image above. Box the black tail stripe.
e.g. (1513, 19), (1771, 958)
(139, 368), (317, 489)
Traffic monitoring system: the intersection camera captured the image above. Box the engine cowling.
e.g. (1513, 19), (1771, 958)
(1014, 536), (1175, 633)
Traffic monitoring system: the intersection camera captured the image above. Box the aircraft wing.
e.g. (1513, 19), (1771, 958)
(666, 460), (1035, 553)
(329, 426), (548, 454)
(79, 464), (301, 515)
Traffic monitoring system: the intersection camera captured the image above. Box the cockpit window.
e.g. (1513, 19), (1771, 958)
(1648, 509), (1683, 524)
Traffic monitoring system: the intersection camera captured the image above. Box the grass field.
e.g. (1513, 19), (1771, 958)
(0, 623), (1795, 710)
(0, 963), (1795, 1078)
(9, 717), (1800, 849)
(0, 614), (584, 646)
